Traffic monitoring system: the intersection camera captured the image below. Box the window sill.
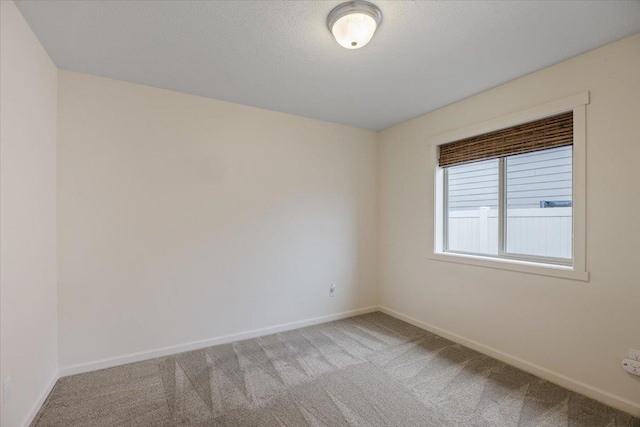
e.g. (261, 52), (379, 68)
(429, 251), (589, 282)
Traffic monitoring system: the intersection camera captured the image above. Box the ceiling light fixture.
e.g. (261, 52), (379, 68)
(327, 1), (382, 50)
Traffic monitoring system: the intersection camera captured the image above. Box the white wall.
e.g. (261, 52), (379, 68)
(57, 71), (379, 368)
(379, 33), (640, 415)
(0, 2), (59, 426)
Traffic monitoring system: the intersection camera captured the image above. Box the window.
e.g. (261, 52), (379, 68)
(431, 93), (589, 281)
(445, 146), (572, 264)
(445, 158), (499, 255)
(505, 146), (572, 261)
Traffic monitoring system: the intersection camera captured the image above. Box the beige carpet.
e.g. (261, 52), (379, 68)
(32, 312), (639, 426)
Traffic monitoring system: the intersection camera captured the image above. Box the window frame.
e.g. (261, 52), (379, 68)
(429, 92), (589, 281)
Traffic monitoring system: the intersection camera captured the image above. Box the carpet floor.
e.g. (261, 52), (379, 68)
(32, 312), (639, 426)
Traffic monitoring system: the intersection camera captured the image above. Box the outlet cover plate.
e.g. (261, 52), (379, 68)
(622, 359), (640, 376)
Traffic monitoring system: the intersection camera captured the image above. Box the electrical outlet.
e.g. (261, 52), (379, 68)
(629, 349), (640, 362)
(329, 283), (336, 297)
(622, 359), (640, 376)
(3, 377), (11, 403)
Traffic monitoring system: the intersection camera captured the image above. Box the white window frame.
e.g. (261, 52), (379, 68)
(429, 92), (589, 281)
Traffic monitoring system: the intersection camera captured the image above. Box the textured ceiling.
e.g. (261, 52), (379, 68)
(15, 1), (640, 131)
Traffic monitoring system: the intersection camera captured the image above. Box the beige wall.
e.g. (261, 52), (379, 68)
(0, 1), (59, 426)
(379, 33), (640, 414)
(57, 71), (379, 368)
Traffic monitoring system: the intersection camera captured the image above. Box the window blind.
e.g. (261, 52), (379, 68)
(438, 111), (573, 168)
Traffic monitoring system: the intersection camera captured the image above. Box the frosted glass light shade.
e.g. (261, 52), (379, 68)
(327, 1), (382, 50)
(331, 13), (377, 49)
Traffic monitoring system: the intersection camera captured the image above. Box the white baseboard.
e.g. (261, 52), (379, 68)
(378, 305), (640, 418)
(22, 370), (59, 427)
(59, 306), (378, 378)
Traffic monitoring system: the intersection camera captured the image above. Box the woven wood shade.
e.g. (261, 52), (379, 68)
(439, 112), (573, 167)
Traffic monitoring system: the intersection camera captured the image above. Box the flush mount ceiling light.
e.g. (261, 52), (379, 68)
(327, 1), (382, 50)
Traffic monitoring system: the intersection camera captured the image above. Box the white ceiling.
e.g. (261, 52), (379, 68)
(15, 1), (640, 131)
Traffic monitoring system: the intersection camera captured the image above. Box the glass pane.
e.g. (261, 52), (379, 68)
(446, 159), (499, 255)
(505, 146), (572, 260)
